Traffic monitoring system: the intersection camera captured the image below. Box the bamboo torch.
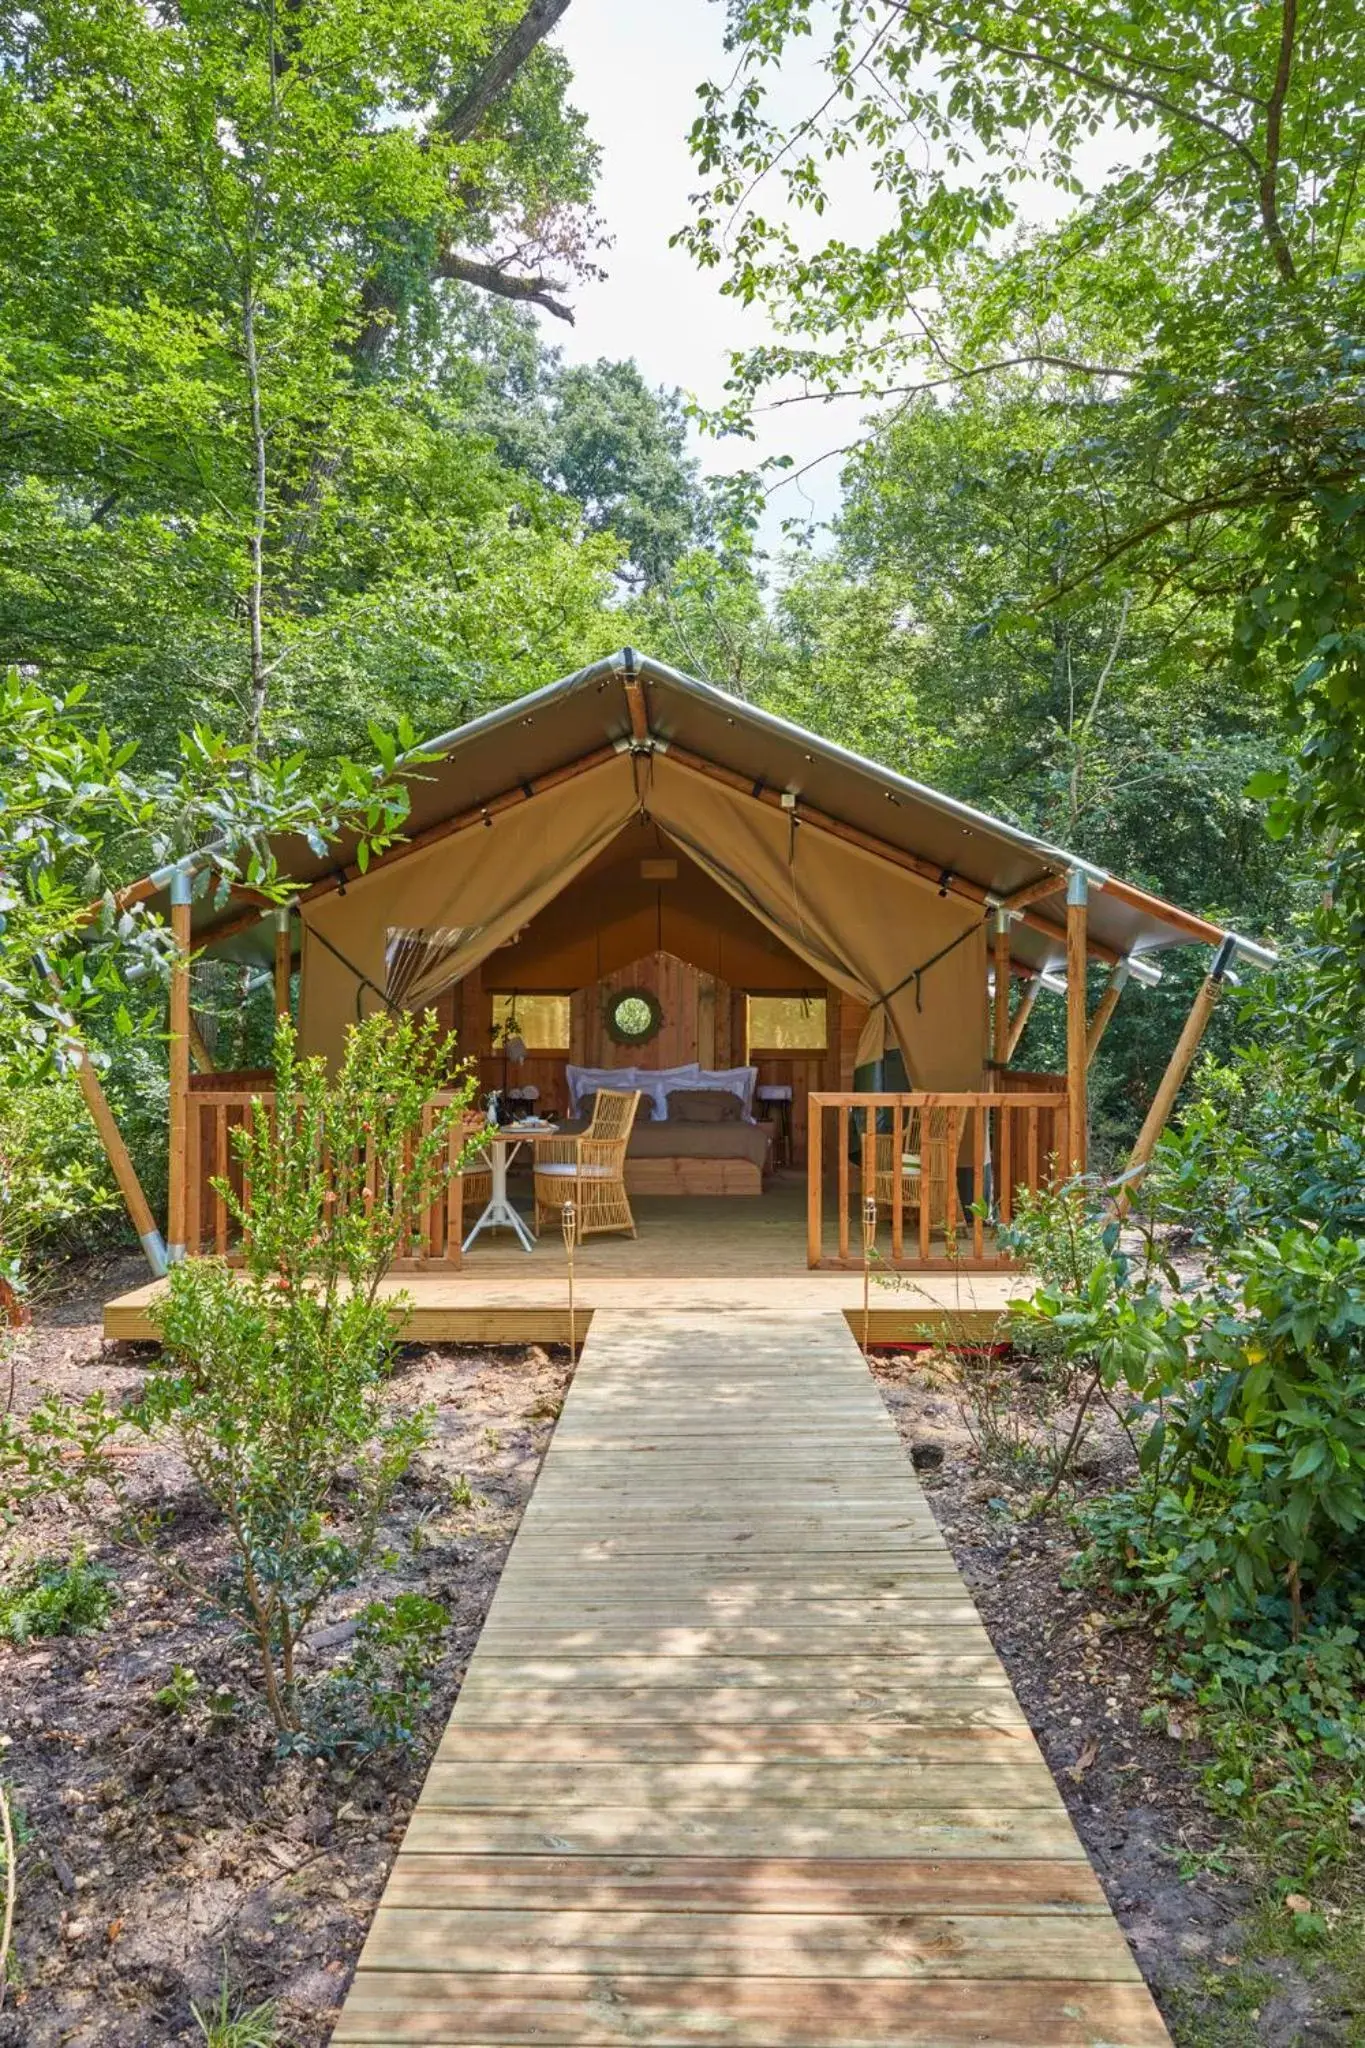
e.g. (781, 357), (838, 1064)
(862, 1193), (877, 1357)
(562, 1198), (578, 1363)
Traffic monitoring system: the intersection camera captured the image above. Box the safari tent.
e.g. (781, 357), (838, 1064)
(97, 650), (1272, 1341)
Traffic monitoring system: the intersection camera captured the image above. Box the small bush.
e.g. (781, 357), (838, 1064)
(0, 1549), (117, 1643)
(144, 1013), (477, 1732)
(308, 1592), (449, 1754)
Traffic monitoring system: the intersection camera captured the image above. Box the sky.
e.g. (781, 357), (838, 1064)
(553, 0), (886, 543)
(550, 1), (1142, 550)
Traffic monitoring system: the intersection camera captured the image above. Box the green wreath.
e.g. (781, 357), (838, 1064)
(603, 986), (664, 1047)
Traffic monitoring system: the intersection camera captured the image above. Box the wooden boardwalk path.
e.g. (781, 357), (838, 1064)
(335, 1310), (1170, 2047)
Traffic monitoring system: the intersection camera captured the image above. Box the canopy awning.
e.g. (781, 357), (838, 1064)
(123, 648), (1275, 1078)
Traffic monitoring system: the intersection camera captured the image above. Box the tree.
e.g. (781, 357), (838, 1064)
(680, 4), (1365, 968)
(439, 292), (711, 588)
(0, 0), (616, 759)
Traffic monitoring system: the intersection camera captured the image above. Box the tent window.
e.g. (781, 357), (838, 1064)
(491, 993), (571, 1051)
(746, 994), (828, 1053)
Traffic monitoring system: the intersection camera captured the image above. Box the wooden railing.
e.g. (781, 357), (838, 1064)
(185, 1086), (471, 1270)
(806, 1090), (1068, 1271)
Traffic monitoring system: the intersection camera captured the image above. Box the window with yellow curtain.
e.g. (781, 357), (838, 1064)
(746, 994), (828, 1052)
(490, 993), (571, 1051)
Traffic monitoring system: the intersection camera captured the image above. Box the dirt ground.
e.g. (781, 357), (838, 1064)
(2, 1268), (1355, 2047)
(0, 1257), (571, 2047)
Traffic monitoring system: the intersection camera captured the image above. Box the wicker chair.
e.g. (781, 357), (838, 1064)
(460, 1152), (493, 1216)
(533, 1088), (643, 1241)
(859, 1108), (957, 1235)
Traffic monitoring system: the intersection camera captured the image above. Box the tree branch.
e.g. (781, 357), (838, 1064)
(1260, 0), (1300, 282)
(435, 0), (575, 146)
(889, 1), (1268, 188)
(435, 250), (575, 322)
(755, 353), (1140, 410)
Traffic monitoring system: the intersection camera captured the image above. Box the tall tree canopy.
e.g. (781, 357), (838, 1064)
(0, 0), (628, 759)
(682, 0), (1364, 1075)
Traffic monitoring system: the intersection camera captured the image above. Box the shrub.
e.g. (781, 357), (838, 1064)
(0, 1549), (117, 1642)
(1150, 963), (1365, 1253)
(143, 1012), (477, 1732)
(310, 1592), (449, 1754)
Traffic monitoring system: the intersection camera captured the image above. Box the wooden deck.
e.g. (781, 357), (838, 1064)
(103, 1183), (1022, 1346)
(334, 1309), (1170, 2048)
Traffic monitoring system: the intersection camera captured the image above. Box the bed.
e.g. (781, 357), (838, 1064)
(556, 1063), (776, 1196)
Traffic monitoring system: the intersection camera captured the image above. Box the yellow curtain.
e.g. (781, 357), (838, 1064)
(642, 756), (988, 1089)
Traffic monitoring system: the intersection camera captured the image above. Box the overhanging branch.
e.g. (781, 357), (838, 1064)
(436, 0), (575, 146)
(435, 251), (575, 322)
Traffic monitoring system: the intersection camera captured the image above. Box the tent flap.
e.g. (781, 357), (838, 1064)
(642, 756), (988, 1090)
(297, 754), (639, 1066)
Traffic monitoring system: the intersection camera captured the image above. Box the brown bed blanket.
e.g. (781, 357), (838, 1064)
(551, 1116), (775, 1170)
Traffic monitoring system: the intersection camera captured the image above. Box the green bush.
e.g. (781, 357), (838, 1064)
(1151, 965), (1365, 1253)
(143, 1012), (477, 1733)
(310, 1592), (449, 1754)
(0, 1549), (117, 1642)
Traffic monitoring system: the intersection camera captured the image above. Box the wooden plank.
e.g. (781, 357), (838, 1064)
(376, 1854), (1111, 1913)
(361, 1906), (1141, 1979)
(332, 1974), (1169, 2046)
(335, 1306), (1168, 2048)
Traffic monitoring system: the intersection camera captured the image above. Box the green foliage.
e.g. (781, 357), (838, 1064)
(0, 1549), (117, 1644)
(1154, 969), (1365, 1251)
(154, 1664), (201, 1716)
(1022, 1157), (1365, 1863)
(143, 1012), (477, 1731)
(0, 0), (614, 759)
(0, 1393), (124, 1529)
(311, 1592), (450, 1754)
(190, 1964), (278, 2048)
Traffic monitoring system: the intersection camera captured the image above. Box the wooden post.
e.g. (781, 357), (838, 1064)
(167, 866), (193, 1264)
(1117, 938), (1236, 1214)
(992, 909), (1012, 1071)
(68, 1039), (168, 1275)
(188, 1014), (216, 1075)
(807, 1095), (824, 1267)
(273, 908), (292, 1026)
(1085, 959), (1131, 1068)
(1006, 974), (1041, 1060)
(1065, 872), (1088, 1175)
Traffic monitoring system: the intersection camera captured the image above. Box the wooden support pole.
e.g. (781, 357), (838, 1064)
(66, 1036), (167, 1275)
(992, 910), (1012, 1070)
(1085, 959), (1131, 1069)
(1117, 938), (1236, 1215)
(1066, 872), (1088, 1175)
(1006, 974), (1041, 1060)
(273, 908), (293, 1026)
(187, 1014), (216, 1075)
(167, 867), (193, 1263)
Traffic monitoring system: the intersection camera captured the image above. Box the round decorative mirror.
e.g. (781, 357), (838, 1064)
(605, 987), (663, 1047)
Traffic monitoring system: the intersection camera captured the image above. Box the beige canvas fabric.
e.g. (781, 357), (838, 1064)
(295, 746), (987, 1087)
(297, 754), (639, 1067)
(642, 756), (988, 1090)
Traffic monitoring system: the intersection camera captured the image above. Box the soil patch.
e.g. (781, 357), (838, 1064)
(1, 1260), (572, 2047)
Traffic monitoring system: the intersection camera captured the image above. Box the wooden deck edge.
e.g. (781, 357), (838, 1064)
(102, 1292), (1010, 1347)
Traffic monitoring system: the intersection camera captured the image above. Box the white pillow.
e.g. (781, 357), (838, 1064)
(566, 1063), (636, 1114)
(695, 1064), (759, 1113)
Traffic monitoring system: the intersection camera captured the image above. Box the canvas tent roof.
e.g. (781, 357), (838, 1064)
(133, 651), (1273, 1082)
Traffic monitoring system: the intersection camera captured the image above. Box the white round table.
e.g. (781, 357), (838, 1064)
(462, 1127), (557, 1255)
